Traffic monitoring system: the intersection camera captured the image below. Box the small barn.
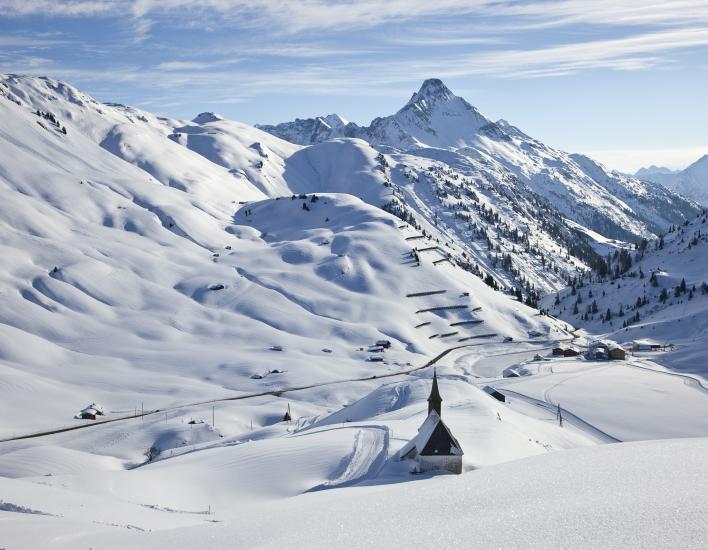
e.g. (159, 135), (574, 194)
(553, 346), (580, 357)
(608, 345), (626, 361)
(399, 370), (463, 474)
(76, 403), (105, 420)
(632, 339), (662, 352)
(482, 385), (506, 402)
(589, 340), (625, 361)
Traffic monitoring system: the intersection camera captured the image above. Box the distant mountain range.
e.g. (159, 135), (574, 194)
(635, 156), (708, 206)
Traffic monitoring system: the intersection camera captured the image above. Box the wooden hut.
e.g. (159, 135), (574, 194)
(590, 340), (625, 360)
(608, 345), (626, 360)
(76, 403), (104, 420)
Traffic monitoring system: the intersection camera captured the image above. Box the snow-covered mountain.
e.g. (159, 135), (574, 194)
(363, 78), (491, 149)
(635, 165), (677, 179)
(2, 73), (708, 549)
(0, 76), (587, 297)
(635, 155), (708, 206)
(260, 79), (700, 245)
(257, 113), (355, 145)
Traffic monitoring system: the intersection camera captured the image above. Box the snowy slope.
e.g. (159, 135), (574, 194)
(544, 212), (708, 376)
(1, 75), (572, 439)
(2, 437), (706, 549)
(5, 73), (698, 299)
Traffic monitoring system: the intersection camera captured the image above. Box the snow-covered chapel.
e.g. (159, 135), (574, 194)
(399, 370), (463, 474)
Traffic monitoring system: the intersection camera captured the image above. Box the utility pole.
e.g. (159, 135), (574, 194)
(212, 405), (215, 428)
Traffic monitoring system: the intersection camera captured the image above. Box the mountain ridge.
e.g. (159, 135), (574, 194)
(635, 154), (708, 206)
(258, 78), (701, 244)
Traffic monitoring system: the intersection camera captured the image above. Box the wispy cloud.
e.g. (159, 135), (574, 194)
(155, 60), (240, 71)
(5, 1), (708, 32)
(458, 26), (708, 78)
(0, 33), (70, 48)
(0, 0), (116, 16)
(9, 24), (708, 107)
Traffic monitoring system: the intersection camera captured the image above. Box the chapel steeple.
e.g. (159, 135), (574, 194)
(427, 369), (442, 417)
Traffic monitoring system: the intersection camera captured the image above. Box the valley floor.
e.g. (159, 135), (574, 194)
(2, 340), (707, 549)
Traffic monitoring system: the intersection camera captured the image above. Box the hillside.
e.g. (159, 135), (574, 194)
(0, 73), (573, 439)
(3, 436), (707, 549)
(544, 212), (708, 375)
(4, 74), (701, 301)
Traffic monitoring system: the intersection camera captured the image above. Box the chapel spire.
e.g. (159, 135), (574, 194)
(427, 369), (442, 417)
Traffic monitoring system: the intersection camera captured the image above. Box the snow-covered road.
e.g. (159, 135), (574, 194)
(0, 339), (568, 444)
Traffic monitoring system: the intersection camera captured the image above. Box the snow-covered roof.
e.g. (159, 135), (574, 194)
(593, 340), (623, 351)
(399, 410), (463, 458)
(633, 339), (661, 346)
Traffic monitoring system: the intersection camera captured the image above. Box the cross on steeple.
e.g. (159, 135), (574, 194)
(428, 368), (442, 417)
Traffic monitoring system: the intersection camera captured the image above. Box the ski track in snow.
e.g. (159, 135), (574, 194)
(307, 426), (390, 491)
(628, 360), (708, 393)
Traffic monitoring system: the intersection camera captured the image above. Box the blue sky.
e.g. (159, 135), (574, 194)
(2, 0), (708, 172)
